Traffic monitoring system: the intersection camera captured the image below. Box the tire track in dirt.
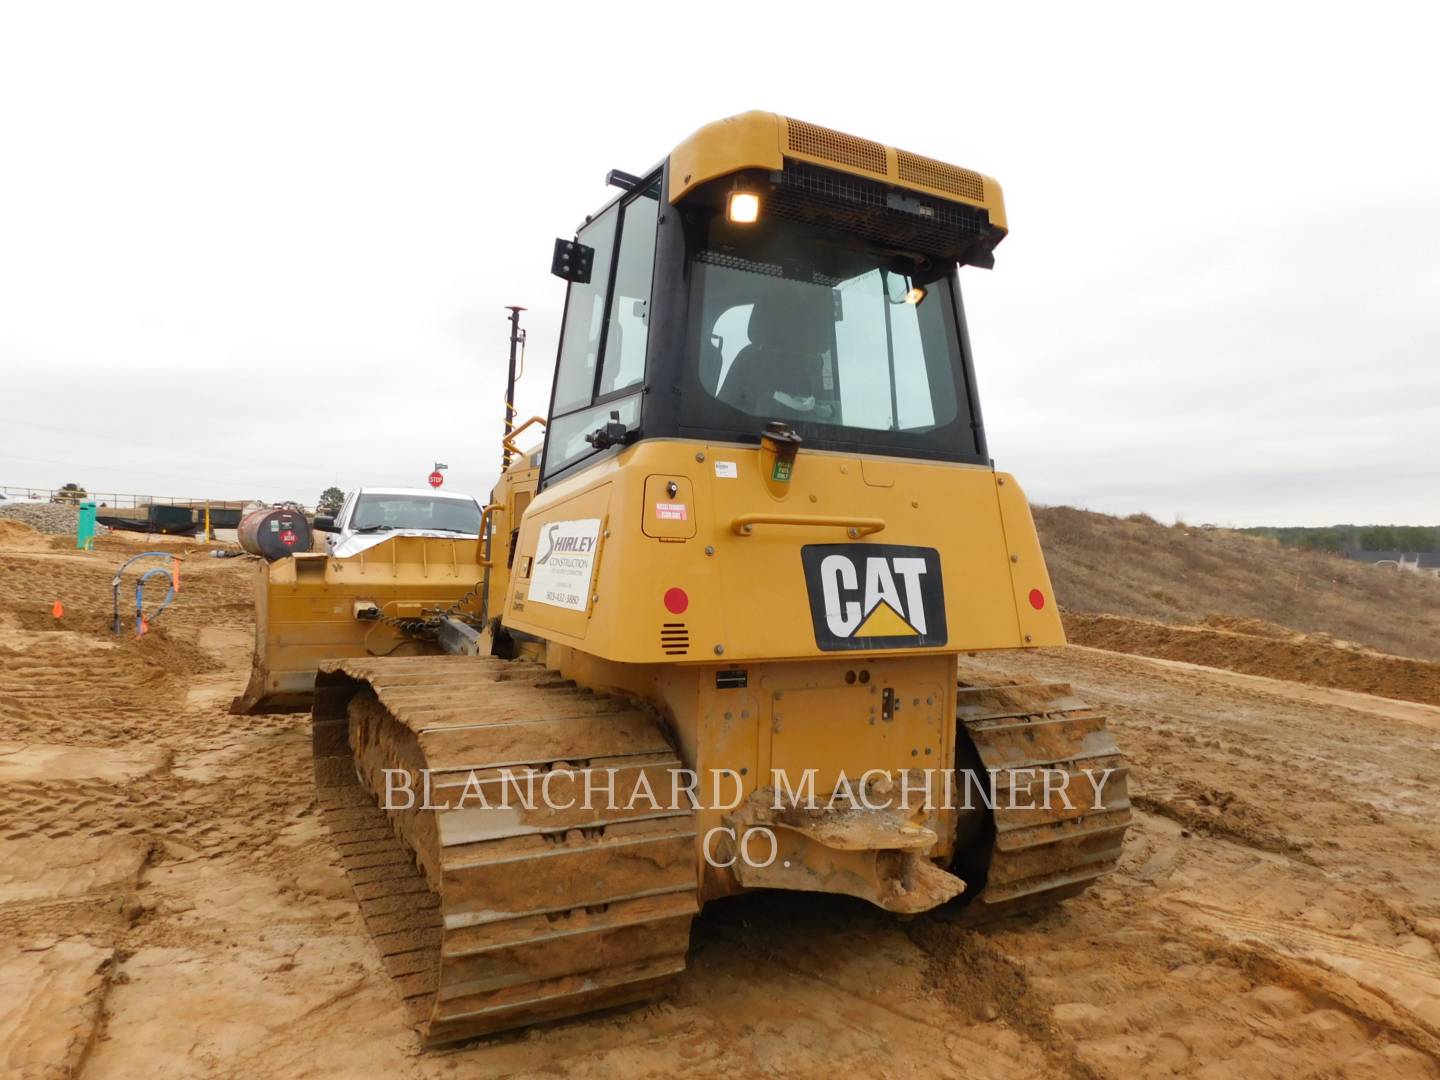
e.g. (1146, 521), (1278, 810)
(964, 646), (1440, 1076)
(906, 915), (1104, 1080)
(0, 544), (287, 1079)
(1187, 926), (1440, 1064)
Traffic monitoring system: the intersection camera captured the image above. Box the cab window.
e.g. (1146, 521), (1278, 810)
(682, 209), (974, 458)
(543, 174), (660, 481)
(598, 181), (659, 397)
(551, 210), (618, 415)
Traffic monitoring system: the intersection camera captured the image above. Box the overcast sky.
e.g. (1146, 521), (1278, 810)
(2, 2), (1436, 526)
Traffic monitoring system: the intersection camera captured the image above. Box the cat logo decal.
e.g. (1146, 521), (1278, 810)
(800, 544), (947, 651)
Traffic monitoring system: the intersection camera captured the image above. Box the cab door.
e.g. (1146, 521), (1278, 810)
(540, 175), (661, 488)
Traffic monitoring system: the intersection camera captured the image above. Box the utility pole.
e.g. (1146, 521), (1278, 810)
(502, 306), (526, 471)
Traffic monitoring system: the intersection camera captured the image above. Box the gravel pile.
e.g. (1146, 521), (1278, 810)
(0, 502), (80, 535)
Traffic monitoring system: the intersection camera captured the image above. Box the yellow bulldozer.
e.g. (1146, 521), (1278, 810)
(285, 111), (1130, 1046)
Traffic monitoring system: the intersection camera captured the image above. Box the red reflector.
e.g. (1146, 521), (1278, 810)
(664, 587), (689, 615)
(1028, 588), (1045, 611)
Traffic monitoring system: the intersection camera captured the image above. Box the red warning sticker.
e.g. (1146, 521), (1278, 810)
(654, 502), (688, 522)
(280, 530), (297, 545)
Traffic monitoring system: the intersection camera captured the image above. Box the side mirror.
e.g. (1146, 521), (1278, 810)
(313, 515), (337, 532)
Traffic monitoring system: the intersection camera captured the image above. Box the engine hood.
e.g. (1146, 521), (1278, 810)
(332, 528), (478, 558)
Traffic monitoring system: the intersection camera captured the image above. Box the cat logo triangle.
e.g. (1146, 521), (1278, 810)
(853, 599), (919, 637)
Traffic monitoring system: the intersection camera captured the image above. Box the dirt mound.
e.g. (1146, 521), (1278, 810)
(1199, 613), (1299, 640)
(117, 624), (222, 677)
(1036, 505), (1440, 662)
(0, 520), (49, 551)
(1066, 611), (1440, 706)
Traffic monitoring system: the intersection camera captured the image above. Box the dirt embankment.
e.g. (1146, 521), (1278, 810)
(0, 520), (54, 552)
(1035, 506), (1440, 662)
(1066, 612), (1440, 707)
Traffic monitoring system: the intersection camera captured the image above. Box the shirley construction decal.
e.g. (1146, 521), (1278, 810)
(527, 518), (603, 612)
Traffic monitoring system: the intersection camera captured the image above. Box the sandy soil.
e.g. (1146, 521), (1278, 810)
(1066, 611), (1440, 707)
(1, 529), (1438, 1078)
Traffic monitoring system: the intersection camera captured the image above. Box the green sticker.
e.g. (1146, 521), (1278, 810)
(771, 460), (792, 483)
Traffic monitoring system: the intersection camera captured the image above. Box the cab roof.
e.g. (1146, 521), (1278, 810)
(667, 111), (1006, 231)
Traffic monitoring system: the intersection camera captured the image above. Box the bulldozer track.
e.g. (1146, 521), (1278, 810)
(954, 678), (1131, 920)
(311, 655), (699, 1046)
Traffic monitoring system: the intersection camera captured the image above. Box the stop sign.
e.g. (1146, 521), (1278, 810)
(428, 470), (443, 489)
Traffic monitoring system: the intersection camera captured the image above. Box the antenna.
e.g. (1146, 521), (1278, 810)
(502, 306), (527, 470)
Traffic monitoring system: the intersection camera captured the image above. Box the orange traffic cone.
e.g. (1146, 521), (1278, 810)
(52, 600), (64, 619)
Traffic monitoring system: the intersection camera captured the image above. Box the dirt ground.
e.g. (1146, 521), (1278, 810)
(2, 526), (1438, 1079)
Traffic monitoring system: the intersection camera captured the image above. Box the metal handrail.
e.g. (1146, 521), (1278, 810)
(476, 503), (503, 568)
(1, 485), (258, 510)
(501, 416), (548, 460)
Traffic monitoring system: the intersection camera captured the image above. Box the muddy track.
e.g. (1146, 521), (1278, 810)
(954, 680), (1131, 921)
(312, 656), (699, 1045)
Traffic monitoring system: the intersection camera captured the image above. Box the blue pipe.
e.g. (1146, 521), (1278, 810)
(134, 566), (177, 635)
(111, 552), (175, 634)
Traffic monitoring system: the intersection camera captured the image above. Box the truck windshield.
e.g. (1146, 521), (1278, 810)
(352, 494), (481, 534)
(681, 211), (980, 459)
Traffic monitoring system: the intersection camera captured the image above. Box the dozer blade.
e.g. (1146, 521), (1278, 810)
(310, 656), (699, 1046)
(231, 537), (485, 714)
(953, 676), (1131, 921)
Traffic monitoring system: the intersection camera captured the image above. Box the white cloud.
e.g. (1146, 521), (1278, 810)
(2, 1), (1437, 524)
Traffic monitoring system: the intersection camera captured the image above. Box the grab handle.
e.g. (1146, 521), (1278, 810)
(502, 416), (547, 459)
(730, 514), (885, 538)
(477, 503), (502, 568)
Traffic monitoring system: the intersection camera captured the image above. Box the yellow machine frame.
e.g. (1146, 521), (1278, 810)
(297, 112), (1130, 1046)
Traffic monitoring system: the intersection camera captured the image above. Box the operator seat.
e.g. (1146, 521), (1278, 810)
(717, 291), (830, 418)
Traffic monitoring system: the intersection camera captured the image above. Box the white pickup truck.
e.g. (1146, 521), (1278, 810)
(313, 486), (485, 557)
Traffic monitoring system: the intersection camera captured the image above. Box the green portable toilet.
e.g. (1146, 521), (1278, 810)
(77, 501), (97, 550)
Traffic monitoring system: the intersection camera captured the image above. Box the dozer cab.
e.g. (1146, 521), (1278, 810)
(308, 111), (1131, 1046)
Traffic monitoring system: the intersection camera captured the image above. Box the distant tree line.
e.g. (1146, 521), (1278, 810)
(1242, 525), (1440, 552)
